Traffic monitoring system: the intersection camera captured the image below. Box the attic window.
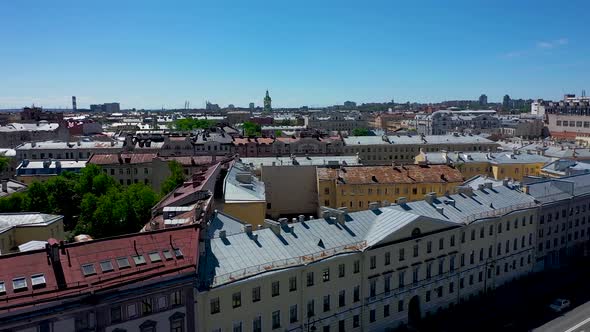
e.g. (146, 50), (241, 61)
(100, 260), (114, 272)
(162, 250), (173, 260)
(31, 274), (46, 288)
(81, 264), (96, 276)
(116, 257), (131, 269)
(12, 277), (27, 291)
(148, 252), (162, 263)
(132, 255), (147, 266)
(174, 248), (183, 258)
(411, 228), (421, 237)
(0, 282), (5, 295)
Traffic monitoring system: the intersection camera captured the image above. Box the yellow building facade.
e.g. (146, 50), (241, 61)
(317, 165), (464, 212)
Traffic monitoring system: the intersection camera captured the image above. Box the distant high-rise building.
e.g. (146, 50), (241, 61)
(263, 90), (272, 112)
(205, 101), (220, 111)
(89, 102), (120, 113)
(249, 102), (255, 110)
(503, 95), (511, 109)
(72, 96), (77, 111)
(478, 94), (487, 106)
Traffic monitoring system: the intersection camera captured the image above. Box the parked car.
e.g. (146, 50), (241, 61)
(549, 298), (571, 312)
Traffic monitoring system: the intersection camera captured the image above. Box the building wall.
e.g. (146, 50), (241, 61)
(223, 201), (266, 227)
(261, 165), (319, 219)
(0, 219), (64, 254)
(198, 207), (537, 332)
(548, 114), (590, 135)
(491, 163), (544, 181)
(317, 181), (462, 213)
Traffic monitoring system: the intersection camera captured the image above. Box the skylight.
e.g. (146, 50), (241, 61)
(132, 254), (146, 266)
(100, 260), (114, 272)
(81, 264), (96, 276)
(31, 274), (46, 288)
(162, 250), (173, 260)
(116, 257), (130, 269)
(174, 248), (183, 258)
(148, 252), (161, 263)
(0, 282), (5, 295)
(12, 277), (27, 291)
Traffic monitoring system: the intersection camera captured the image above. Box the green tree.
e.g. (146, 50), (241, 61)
(173, 118), (214, 131)
(274, 130), (283, 137)
(352, 128), (371, 136)
(161, 160), (186, 195)
(0, 156), (9, 172)
(243, 121), (262, 136)
(27, 182), (50, 213)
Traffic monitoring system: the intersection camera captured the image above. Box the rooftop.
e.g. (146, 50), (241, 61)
(0, 213), (63, 235)
(343, 134), (497, 146)
(239, 155), (361, 169)
(200, 184), (535, 288)
(0, 122), (60, 132)
(223, 162), (265, 203)
(420, 151), (552, 165)
(16, 140), (122, 150)
(317, 164), (464, 184)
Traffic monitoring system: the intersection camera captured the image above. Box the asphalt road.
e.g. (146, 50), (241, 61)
(534, 300), (590, 332)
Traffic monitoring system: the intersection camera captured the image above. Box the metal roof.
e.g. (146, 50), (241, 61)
(223, 162), (265, 202)
(239, 155), (361, 169)
(0, 213), (63, 234)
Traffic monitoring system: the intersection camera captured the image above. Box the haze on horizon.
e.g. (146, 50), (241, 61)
(1, 0), (589, 109)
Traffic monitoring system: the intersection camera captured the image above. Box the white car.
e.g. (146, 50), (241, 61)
(549, 298), (571, 312)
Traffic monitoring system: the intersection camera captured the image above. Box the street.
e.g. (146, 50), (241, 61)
(534, 300), (590, 332)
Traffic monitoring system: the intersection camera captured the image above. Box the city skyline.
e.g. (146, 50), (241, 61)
(1, 0), (589, 109)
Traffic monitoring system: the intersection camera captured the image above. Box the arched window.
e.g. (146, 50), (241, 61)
(412, 228), (421, 237)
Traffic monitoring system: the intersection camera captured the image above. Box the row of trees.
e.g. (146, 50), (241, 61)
(173, 118), (214, 131)
(0, 164), (168, 239)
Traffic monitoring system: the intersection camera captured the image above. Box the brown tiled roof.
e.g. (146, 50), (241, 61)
(233, 137), (275, 145)
(88, 153), (157, 165)
(317, 164), (464, 184)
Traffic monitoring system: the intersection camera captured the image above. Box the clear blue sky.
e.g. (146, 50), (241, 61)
(1, 0), (589, 109)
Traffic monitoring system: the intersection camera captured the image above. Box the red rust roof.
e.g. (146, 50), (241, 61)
(232, 137), (275, 145)
(317, 164), (464, 184)
(88, 153), (157, 165)
(0, 225), (199, 314)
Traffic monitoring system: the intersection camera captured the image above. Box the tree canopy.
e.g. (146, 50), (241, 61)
(160, 160), (186, 195)
(173, 118), (214, 131)
(0, 164), (159, 239)
(243, 121), (262, 136)
(352, 128), (371, 136)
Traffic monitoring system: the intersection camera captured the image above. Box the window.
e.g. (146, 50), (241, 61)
(354, 285), (360, 302)
(132, 255), (146, 266)
(307, 300), (315, 317)
(353, 260), (360, 273)
(413, 244), (419, 257)
(141, 298), (153, 315)
(171, 290), (182, 305)
(100, 260), (114, 272)
(427, 241), (432, 253)
(471, 230), (475, 241)
(253, 316), (262, 332)
(338, 264), (345, 277)
(148, 252), (161, 263)
(370, 279), (376, 297)
(174, 248), (183, 258)
(322, 269), (330, 282)
(128, 303), (138, 318)
(290, 304), (298, 323)
(210, 297), (220, 314)
(398, 270), (405, 288)
(385, 252), (391, 265)
(439, 238), (444, 250)
(31, 274), (46, 288)
(353, 315), (360, 328)
(232, 322), (242, 332)
(272, 310), (281, 329)
(81, 264), (96, 276)
(289, 276), (297, 291)
(398, 299), (404, 312)
(384, 304), (390, 317)
(158, 296), (167, 310)
(323, 295), (330, 312)
(450, 234), (456, 246)
(111, 306), (122, 323)
(0, 282), (5, 295)
(370, 255), (376, 269)
(252, 286), (261, 302)
(272, 281), (280, 297)
(384, 274), (391, 293)
(413, 267), (420, 283)
(163, 250), (173, 260)
(370, 309), (376, 323)
(232, 292), (241, 308)
(426, 263), (432, 279)
(307, 272), (314, 286)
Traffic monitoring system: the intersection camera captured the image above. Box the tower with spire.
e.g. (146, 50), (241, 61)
(263, 90), (272, 112)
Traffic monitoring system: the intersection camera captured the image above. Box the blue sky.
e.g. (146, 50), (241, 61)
(1, 0), (588, 109)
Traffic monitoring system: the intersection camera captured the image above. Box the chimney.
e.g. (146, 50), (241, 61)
(264, 219), (281, 236)
(244, 224), (253, 235)
(278, 218), (288, 227)
(424, 192), (436, 204)
(368, 201), (380, 210)
(457, 186), (473, 197)
(219, 230), (227, 238)
(446, 199), (455, 207)
(484, 182), (493, 189)
(1, 180), (7, 193)
(298, 215), (305, 223)
(31, 142), (36, 147)
(477, 184), (484, 191)
(396, 197), (407, 204)
(502, 178), (510, 186)
(435, 206), (444, 215)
